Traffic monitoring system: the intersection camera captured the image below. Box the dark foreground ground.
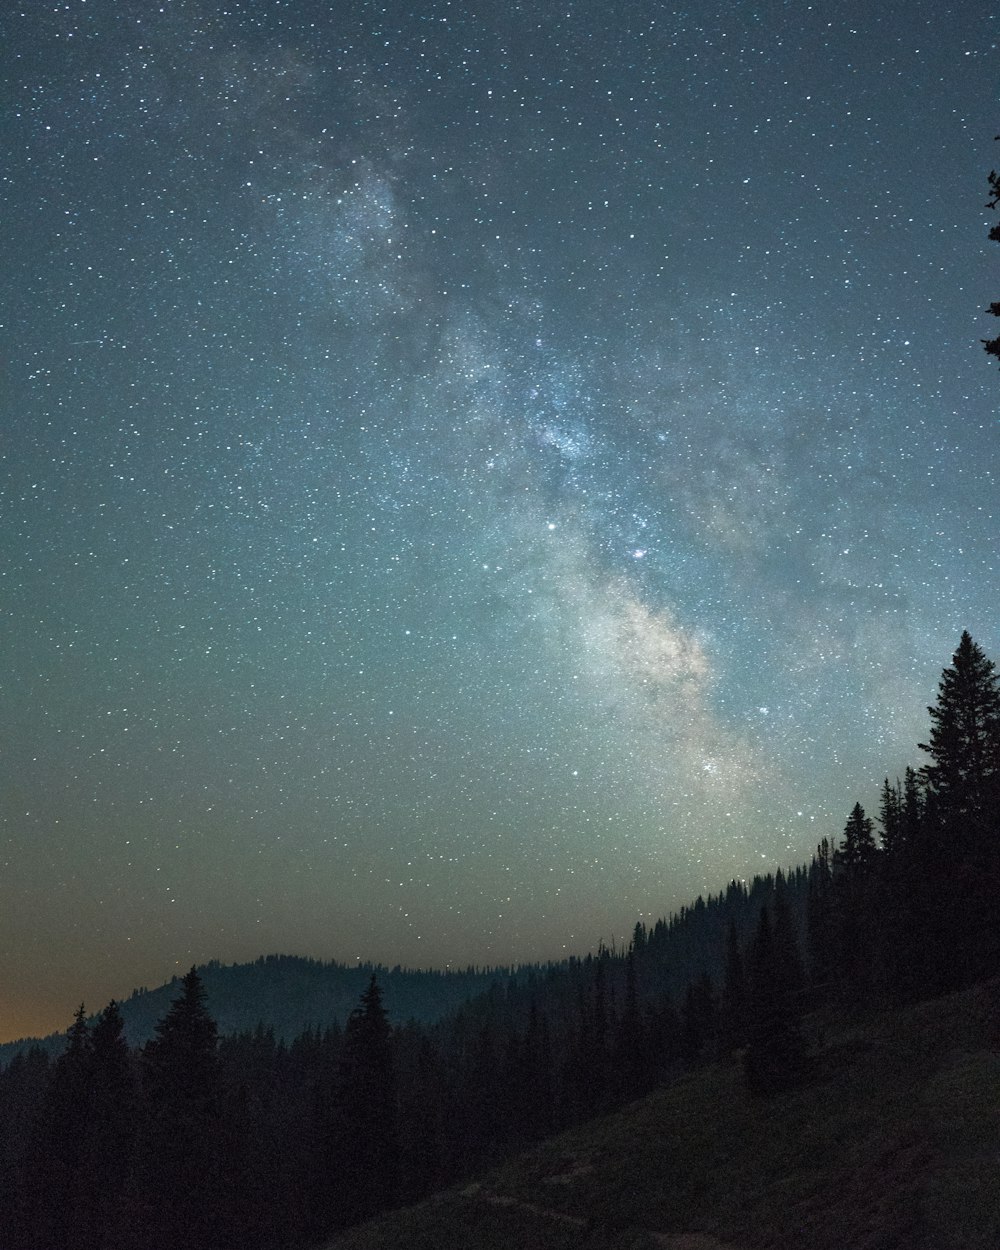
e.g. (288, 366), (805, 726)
(322, 982), (1000, 1250)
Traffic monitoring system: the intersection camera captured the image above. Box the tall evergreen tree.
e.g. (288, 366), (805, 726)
(395, 1027), (448, 1204)
(80, 1001), (135, 1250)
(901, 766), (924, 844)
(333, 975), (400, 1228)
(878, 778), (914, 997)
(878, 778), (904, 861)
(214, 1024), (291, 1250)
(772, 872), (806, 1005)
(806, 839), (836, 997)
(613, 951), (647, 1096)
(0, 1045), (50, 1236)
(718, 919), (747, 1057)
(919, 631), (1000, 826)
(743, 906), (807, 1095)
(892, 765), (932, 999)
(16, 1006), (92, 1250)
(835, 803), (879, 878)
(918, 632), (1000, 983)
(142, 967), (219, 1111)
(833, 803), (881, 1001)
(680, 972), (716, 1065)
(588, 953), (611, 1107)
(135, 968), (221, 1250)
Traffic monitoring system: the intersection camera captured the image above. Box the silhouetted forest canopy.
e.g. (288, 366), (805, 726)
(2, 631), (999, 1248)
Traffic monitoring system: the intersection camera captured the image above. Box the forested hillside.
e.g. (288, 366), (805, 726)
(2, 632), (998, 1249)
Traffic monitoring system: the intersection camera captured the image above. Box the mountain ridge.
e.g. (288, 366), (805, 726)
(0, 952), (528, 1064)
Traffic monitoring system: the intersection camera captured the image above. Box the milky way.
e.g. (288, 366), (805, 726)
(1, 0), (997, 1039)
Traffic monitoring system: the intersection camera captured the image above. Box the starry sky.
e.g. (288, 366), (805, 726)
(2, 0), (997, 1042)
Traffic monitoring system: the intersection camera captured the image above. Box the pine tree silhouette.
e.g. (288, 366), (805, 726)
(136, 968), (221, 1250)
(17, 1006), (91, 1250)
(743, 906), (807, 1095)
(80, 1002), (135, 1250)
(918, 632), (1000, 984)
(334, 975), (400, 1227)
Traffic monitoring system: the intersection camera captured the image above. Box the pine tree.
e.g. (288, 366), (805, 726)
(0, 1046), (50, 1244)
(17, 1006), (92, 1250)
(772, 872), (806, 1005)
(680, 972), (716, 1065)
(878, 779), (912, 997)
(214, 1024), (290, 1250)
(718, 919), (747, 1056)
(299, 1022), (345, 1240)
(81, 1001), (135, 1250)
(613, 951), (647, 1096)
(919, 631), (1000, 828)
(742, 906), (807, 1095)
(901, 766), (924, 842)
(589, 953), (610, 1106)
(878, 778), (904, 861)
(136, 968), (221, 1250)
(806, 839), (836, 997)
(833, 803), (881, 1001)
(393, 1027), (443, 1204)
(333, 975), (400, 1228)
(835, 803), (879, 879)
(918, 632), (1000, 983)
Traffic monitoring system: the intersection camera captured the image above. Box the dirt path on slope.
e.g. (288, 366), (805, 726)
(649, 1235), (743, 1250)
(460, 1182), (587, 1228)
(460, 1182), (743, 1250)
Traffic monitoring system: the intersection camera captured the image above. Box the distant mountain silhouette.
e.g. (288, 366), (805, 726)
(0, 954), (526, 1063)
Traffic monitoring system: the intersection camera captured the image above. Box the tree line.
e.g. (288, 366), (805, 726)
(1, 631), (997, 1247)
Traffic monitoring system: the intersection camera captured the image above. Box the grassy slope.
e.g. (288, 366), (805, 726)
(323, 982), (1000, 1250)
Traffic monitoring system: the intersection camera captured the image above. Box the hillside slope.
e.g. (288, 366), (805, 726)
(324, 982), (1000, 1250)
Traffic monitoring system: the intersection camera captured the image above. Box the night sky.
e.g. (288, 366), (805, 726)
(2, 0), (997, 1042)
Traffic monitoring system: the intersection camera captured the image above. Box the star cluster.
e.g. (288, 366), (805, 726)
(1, 0), (997, 1039)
